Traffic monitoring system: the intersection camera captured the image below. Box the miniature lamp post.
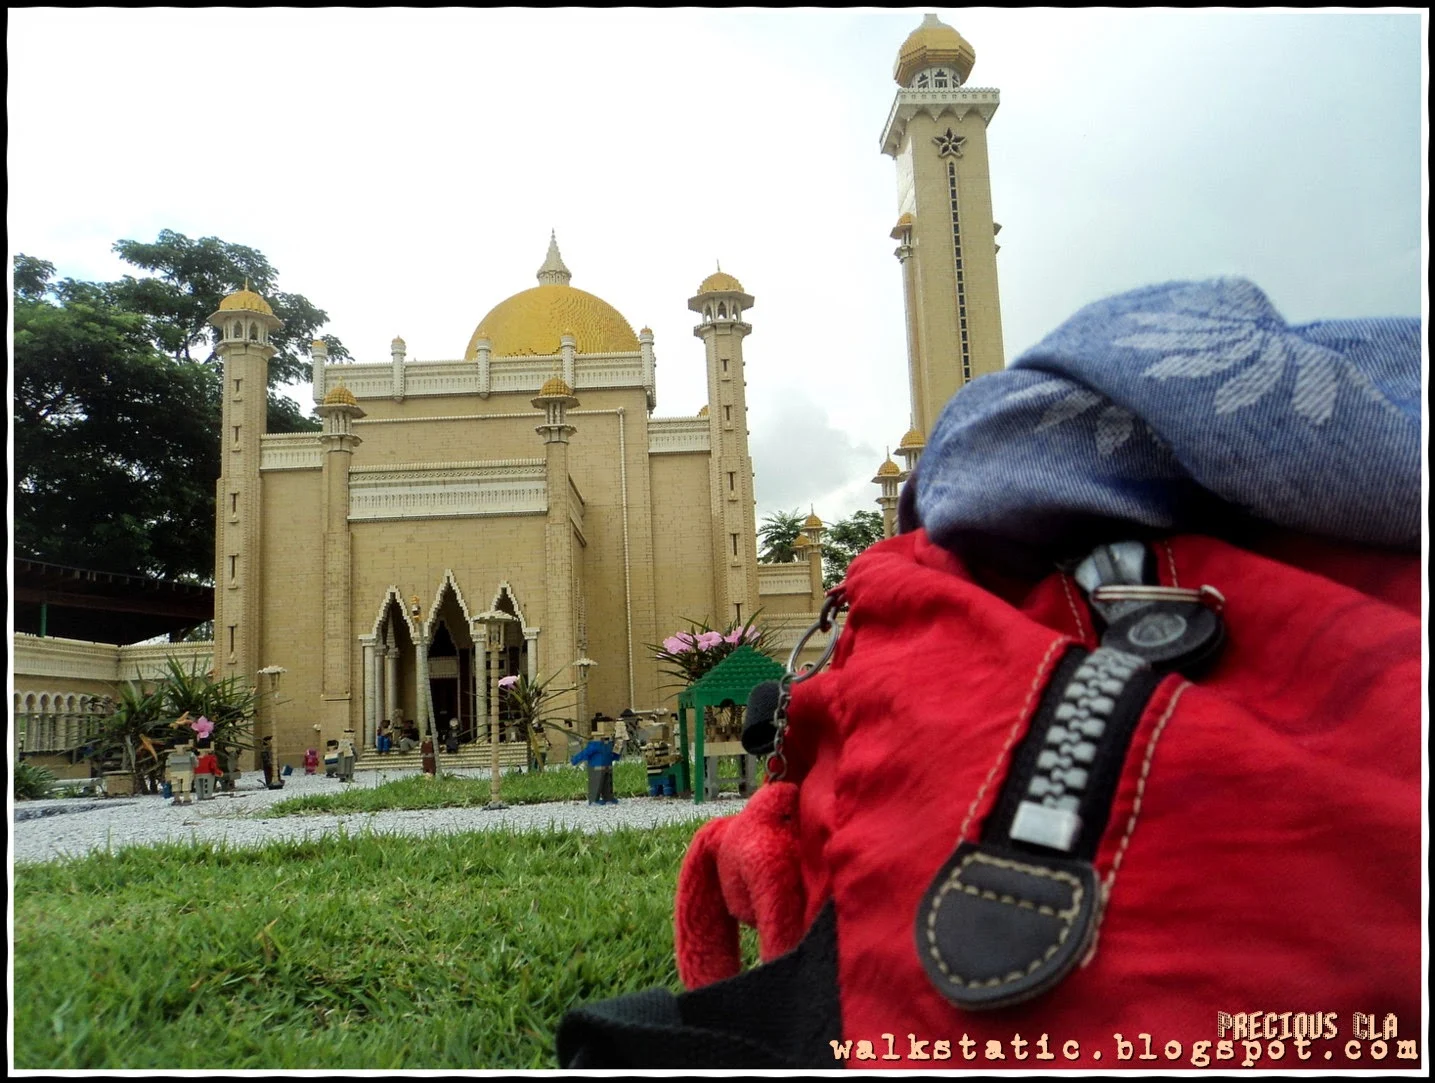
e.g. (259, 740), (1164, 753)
(572, 656), (597, 734)
(476, 609), (516, 808)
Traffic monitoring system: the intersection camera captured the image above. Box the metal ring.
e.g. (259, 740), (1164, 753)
(786, 596), (844, 682)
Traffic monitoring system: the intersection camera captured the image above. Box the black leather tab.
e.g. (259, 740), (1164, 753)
(916, 842), (1100, 1011)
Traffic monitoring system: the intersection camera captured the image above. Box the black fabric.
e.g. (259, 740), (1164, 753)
(556, 901), (841, 1068)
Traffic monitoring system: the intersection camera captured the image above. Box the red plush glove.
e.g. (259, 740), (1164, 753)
(674, 781), (805, 989)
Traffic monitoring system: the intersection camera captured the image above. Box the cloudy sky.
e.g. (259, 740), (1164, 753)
(8, 8), (1426, 526)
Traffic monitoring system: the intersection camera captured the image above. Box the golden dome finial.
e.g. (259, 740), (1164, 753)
(894, 13), (975, 87)
(697, 267), (745, 295)
(218, 282), (275, 316)
(537, 230), (572, 286)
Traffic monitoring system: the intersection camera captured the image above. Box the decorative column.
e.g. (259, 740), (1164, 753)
(311, 338), (328, 406)
(412, 594), (431, 740)
(639, 326), (656, 409)
(475, 336), (492, 399)
(360, 636), (377, 749)
(874, 453), (902, 539)
(384, 643), (399, 726)
(532, 377), (579, 694)
(316, 386), (364, 735)
(560, 330), (576, 389)
(391, 335), (406, 402)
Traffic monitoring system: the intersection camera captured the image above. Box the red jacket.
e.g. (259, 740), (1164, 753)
(774, 530), (1421, 1068)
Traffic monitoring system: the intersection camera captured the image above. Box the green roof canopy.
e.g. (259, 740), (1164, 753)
(678, 645), (786, 711)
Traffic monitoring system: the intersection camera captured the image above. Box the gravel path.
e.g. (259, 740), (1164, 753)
(12, 767), (744, 866)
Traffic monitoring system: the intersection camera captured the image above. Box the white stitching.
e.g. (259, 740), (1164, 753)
(957, 636), (1067, 844)
(1160, 540), (1180, 588)
(1103, 680), (1189, 896)
(1059, 573), (1089, 642)
(925, 850), (1083, 986)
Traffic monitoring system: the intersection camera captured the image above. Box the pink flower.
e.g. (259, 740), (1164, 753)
(663, 634), (695, 654)
(723, 629), (743, 645)
(498, 675), (520, 689)
(745, 627), (760, 642)
(191, 716), (214, 738)
(696, 631), (724, 650)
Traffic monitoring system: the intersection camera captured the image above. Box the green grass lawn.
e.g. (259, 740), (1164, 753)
(259, 759), (749, 817)
(13, 821), (751, 1069)
(261, 762), (654, 816)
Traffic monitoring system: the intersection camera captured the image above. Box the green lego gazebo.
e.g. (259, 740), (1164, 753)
(676, 645), (786, 804)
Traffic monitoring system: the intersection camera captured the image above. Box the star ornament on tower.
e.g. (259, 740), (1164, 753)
(933, 127), (966, 157)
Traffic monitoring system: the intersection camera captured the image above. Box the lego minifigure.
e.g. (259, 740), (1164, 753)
(324, 739), (340, 777)
(304, 748), (319, 774)
(167, 741), (198, 806)
(337, 729), (357, 783)
(194, 744), (220, 800)
(641, 719), (682, 797)
(571, 719), (622, 805)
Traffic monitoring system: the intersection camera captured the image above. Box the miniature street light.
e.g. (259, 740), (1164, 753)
(475, 609), (516, 808)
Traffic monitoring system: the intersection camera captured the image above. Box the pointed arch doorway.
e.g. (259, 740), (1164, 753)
(475, 586), (530, 747)
(427, 586), (476, 745)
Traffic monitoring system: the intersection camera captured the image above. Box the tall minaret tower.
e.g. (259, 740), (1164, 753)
(208, 286), (283, 699)
(689, 270), (760, 627)
(881, 13), (1005, 437)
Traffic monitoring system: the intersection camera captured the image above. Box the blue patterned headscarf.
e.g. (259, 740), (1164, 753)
(907, 278), (1421, 565)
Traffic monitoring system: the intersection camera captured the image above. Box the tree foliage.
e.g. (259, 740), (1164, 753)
(821, 509), (886, 589)
(758, 508), (805, 563)
(13, 233), (348, 582)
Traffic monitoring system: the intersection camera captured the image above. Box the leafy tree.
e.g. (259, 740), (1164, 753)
(758, 508), (804, 563)
(13, 234), (348, 582)
(111, 229), (349, 383)
(821, 509), (885, 589)
(14, 266), (221, 578)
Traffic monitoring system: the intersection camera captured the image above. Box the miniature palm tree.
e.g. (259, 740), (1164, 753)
(89, 681), (169, 794)
(498, 672), (567, 773)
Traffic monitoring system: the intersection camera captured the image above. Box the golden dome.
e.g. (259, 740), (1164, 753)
(697, 404), (709, 416)
(537, 375), (575, 398)
(323, 386), (358, 407)
(697, 270), (745, 295)
(466, 284), (638, 358)
(897, 427), (926, 451)
(793, 534), (810, 549)
(803, 512), (824, 529)
(218, 287), (274, 316)
(877, 457), (902, 477)
(890, 212), (915, 240)
(894, 14), (975, 87)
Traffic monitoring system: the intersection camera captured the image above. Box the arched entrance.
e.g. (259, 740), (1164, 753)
(427, 584), (476, 745)
(364, 590), (418, 750)
(475, 585), (530, 745)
